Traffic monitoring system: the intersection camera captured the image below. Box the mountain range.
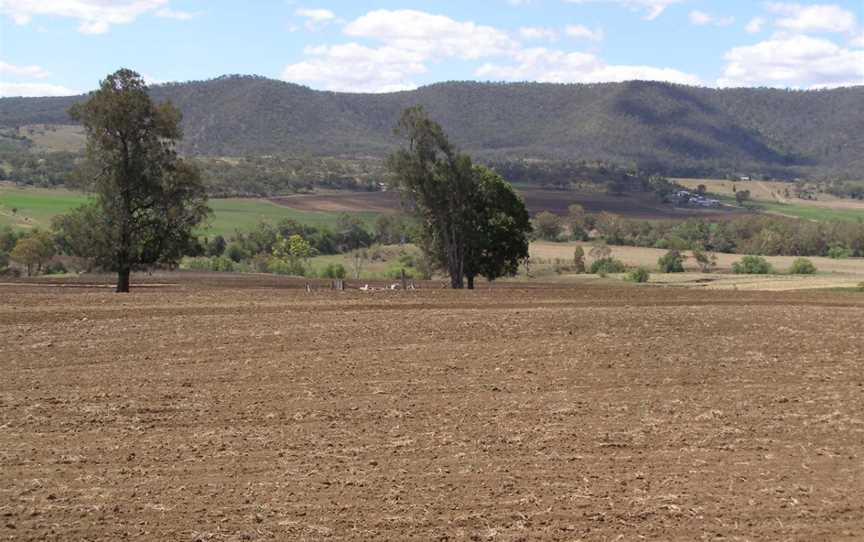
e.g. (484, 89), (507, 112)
(1, 76), (862, 179)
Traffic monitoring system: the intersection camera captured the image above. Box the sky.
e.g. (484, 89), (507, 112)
(0, 0), (862, 97)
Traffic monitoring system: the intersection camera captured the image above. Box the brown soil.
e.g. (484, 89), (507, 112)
(270, 188), (744, 220)
(1, 273), (863, 541)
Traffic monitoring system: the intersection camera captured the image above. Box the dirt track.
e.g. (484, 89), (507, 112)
(1, 275), (863, 541)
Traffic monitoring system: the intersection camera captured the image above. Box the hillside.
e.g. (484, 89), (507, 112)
(1, 76), (863, 179)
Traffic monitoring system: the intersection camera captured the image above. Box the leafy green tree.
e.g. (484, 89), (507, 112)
(68, 68), (209, 292)
(336, 213), (372, 251)
(10, 231), (55, 276)
(533, 211), (562, 241)
(463, 165), (531, 288)
(658, 249), (686, 273)
(272, 234), (315, 276)
(387, 107), (475, 288)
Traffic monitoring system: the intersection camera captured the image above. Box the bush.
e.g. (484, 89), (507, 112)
(44, 261), (68, 275)
(827, 246), (852, 259)
(789, 257), (817, 275)
(857, 282), (864, 292)
(267, 257), (304, 276)
(590, 257), (627, 275)
(732, 255), (774, 274)
(626, 267), (650, 283)
(182, 256), (236, 272)
(657, 249), (685, 273)
(320, 262), (347, 279)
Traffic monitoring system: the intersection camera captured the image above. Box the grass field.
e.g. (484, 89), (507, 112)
(0, 185), (380, 236)
(675, 178), (864, 222)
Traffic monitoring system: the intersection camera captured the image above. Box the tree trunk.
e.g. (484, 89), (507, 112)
(116, 267), (131, 293)
(467, 275), (475, 290)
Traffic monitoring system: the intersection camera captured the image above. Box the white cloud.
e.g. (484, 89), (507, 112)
(689, 10), (735, 27)
(767, 3), (858, 34)
(746, 16), (765, 34)
(508, 0), (533, 5)
(155, 7), (200, 20)
(719, 34), (864, 88)
(565, 24), (605, 41)
(0, 0), (196, 34)
(344, 9), (517, 59)
(0, 82), (78, 97)
(564, 0), (682, 21)
(0, 60), (49, 79)
(282, 43), (426, 93)
(520, 26), (559, 41)
(294, 7), (337, 30)
(475, 47), (701, 85)
(851, 33), (864, 47)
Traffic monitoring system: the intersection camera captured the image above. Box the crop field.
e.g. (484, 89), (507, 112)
(0, 185), (377, 237)
(1, 274), (863, 541)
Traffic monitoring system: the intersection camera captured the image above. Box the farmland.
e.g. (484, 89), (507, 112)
(0, 185), (377, 237)
(1, 275), (863, 540)
(674, 179), (864, 222)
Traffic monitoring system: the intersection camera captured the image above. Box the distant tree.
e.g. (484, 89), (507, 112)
(533, 211), (562, 241)
(735, 190), (751, 206)
(68, 68), (209, 292)
(627, 267), (650, 283)
(696, 184), (707, 197)
(567, 204), (588, 240)
(336, 213), (372, 251)
(573, 245), (586, 274)
(272, 234), (315, 276)
(206, 235), (227, 257)
(588, 240), (612, 262)
(658, 249), (686, 273)
(10, 231), (55, 276)
(692, 248), (717, 273)
(350, 248), (369, 279)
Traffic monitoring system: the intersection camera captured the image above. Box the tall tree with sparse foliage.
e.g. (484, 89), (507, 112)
(68, 69), (209, 292)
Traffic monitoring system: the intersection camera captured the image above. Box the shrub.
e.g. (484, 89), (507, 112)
(573, 246), (586, 274)
(827, 246), (852, 259)
(590, 257), (627, 275)
(321, 263), (347, 279)
(267, 256), (304, 276)
(627, 267), (650, 283)
(857, 282), (864, 292)
(182, 256), (235, 272)
(44, 261), (68, 275)
(732, 255), (774, 274)
(692, 248), (717, 273)
(657, 249), (685, 273)
(789, 257), (817, 275)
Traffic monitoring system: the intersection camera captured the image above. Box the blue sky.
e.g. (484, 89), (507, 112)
(1, 0), (862, 96)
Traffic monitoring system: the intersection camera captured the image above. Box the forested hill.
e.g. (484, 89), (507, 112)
(2, 76), (863, 178)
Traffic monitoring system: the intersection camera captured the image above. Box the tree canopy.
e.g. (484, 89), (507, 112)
(387, 107), (531, 289)
(66, 69), (209, 292)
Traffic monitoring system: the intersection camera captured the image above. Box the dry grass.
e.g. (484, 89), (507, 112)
(530, 241), (864, 290)
(20, 124), (86, 153)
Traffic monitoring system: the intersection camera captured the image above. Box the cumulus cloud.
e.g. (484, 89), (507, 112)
(564, 0), (682, 21)
(565, 24), (605, 41)
(475, 47), (701, 85)
(767, 2), (858, 34)
(295, 7), (337, 30)
(689, 10), (735, 27)
(719, 34), (864, 88)
(0, 0), (196, 34)
(520, 26), (559, 41)
(0, 60), (50, 79)
(343, 9), (517, 59)
(155, 7), (200, 21)
(746, 17), (766, 34)
(282, 43), (425, 93)
(0, 82), (79, 97)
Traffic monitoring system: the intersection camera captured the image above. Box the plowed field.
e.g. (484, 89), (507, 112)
(1, 275), (863, 541)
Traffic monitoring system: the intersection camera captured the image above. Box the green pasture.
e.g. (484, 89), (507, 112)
(0, 186), (381, 236)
